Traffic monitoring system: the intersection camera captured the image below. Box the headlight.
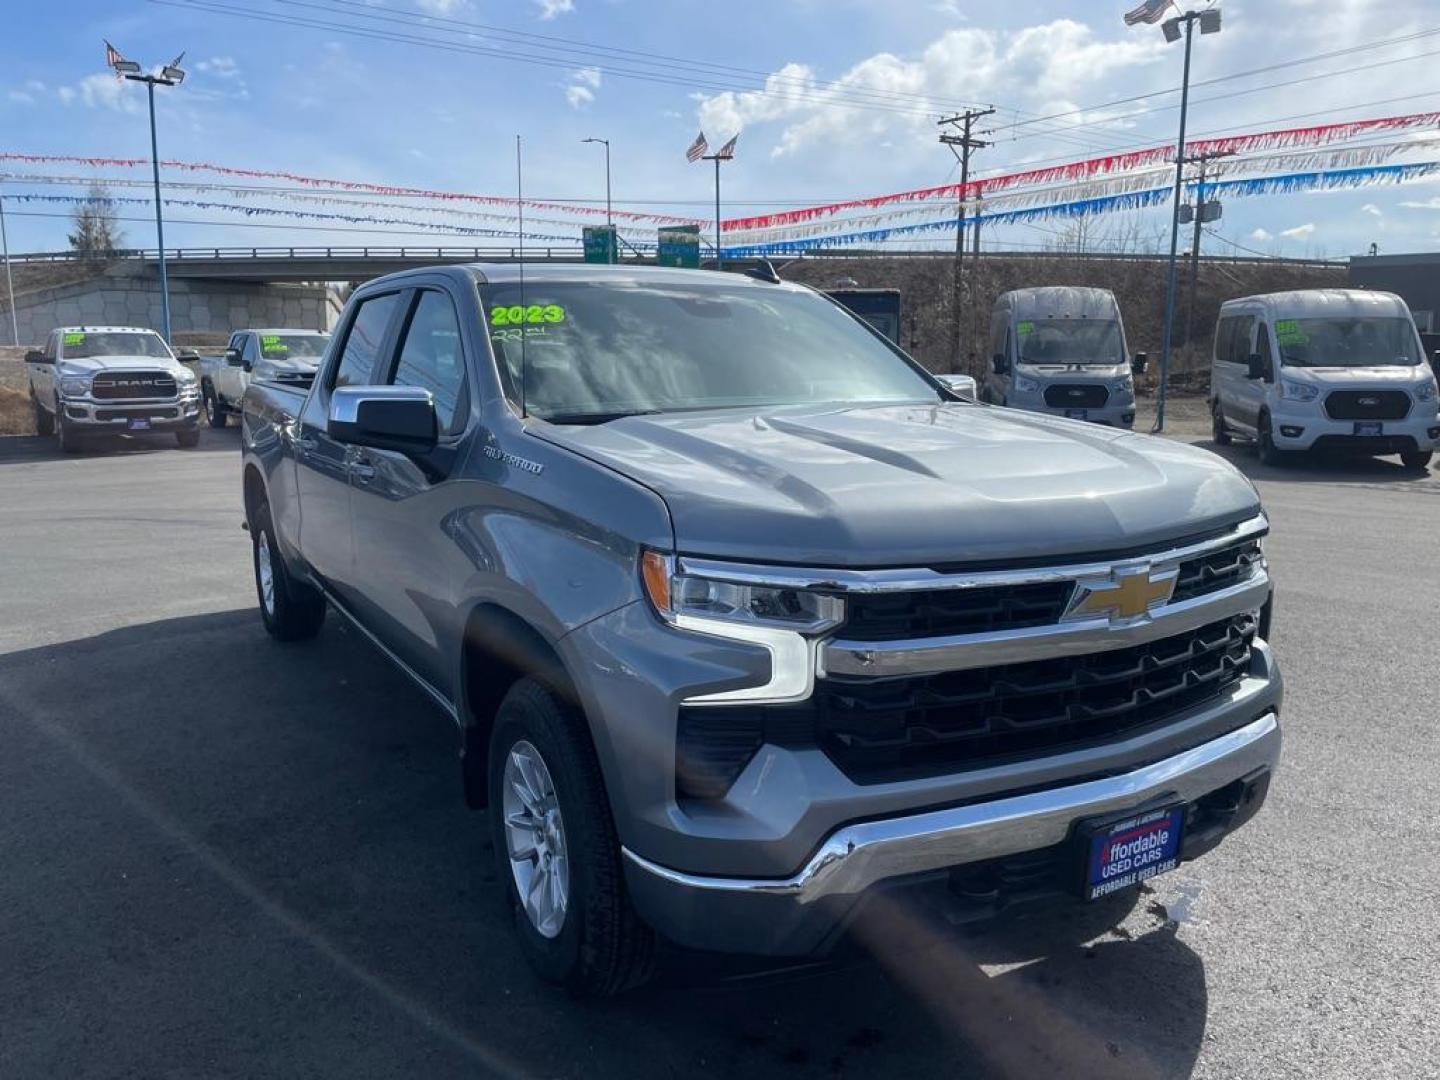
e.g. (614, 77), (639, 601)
(1013, 374), (1041, 394)
(641, 551), (843, 704)
(59, 375), (92, 397)
(1110, 376), (1134, 394)
(175, 369), (197, 386)
(1279, 379), (1318, 402)
(1417, 380), (1438, 403)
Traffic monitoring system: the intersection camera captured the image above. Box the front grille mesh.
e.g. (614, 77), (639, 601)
(92, 371), (177, 400)
(1043, 384), (1109, 409)
(1323, 390), (1410, 421)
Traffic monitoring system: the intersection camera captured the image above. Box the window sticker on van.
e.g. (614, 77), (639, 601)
(1275, 319), (1308, 346)
(63, 332), (86, 345)
(1017, 320), (1035, 337)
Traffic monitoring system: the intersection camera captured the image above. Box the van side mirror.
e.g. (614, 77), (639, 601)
(1246, 353), (1267, 381)
(327, 386), (437, 455)
(1131, 352), (1148, 375)
(991, 352), (1010, 376)
(25, 349), (49, 364)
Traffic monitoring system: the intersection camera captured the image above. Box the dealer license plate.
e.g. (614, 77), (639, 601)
(1065, 408), (1088, 420)
(128, 418), (151, 431)
(1083, 806), (1184, 901)
(1354, 421), (1382, 436)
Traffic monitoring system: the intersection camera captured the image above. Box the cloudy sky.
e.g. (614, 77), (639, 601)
(3, 0), (1439, 258)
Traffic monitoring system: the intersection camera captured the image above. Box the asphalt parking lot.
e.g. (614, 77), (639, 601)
(1, 418), (1437, 1079)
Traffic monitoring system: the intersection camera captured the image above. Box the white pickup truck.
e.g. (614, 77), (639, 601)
(199, 328), (330, 428)
(25, 326), (203, 452)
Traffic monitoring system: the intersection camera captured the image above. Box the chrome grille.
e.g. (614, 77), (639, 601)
(91, 371), (177, 401)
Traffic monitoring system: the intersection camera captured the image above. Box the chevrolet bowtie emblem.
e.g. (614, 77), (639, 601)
(1064, 565), (1178, 624)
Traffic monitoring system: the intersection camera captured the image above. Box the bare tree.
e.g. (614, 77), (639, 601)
(67, 184), (125, 266)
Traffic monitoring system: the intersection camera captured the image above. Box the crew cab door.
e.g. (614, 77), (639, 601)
(346, 284), (474, 699)
(217, 333), (247, 402)
(295, 289), (405, 602)
(29, 332), (59, 404)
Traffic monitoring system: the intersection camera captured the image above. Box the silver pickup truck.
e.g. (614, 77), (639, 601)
(26, 326), (202, 451)
(199, 328), (330, 428)
(241, 263), (1282, 995)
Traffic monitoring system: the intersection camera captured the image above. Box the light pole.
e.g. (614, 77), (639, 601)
(1149, 7), (1221, 432)
(106, 42), (185, 343)
(581, 137), (613, 263)
(0, 193), (18, 345)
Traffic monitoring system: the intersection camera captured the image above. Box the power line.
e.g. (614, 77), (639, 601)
(938, 108), (994, 369)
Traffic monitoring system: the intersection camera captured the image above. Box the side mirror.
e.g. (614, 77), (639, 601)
(327, 386), (437, 455)
(25, 349), (49, 364)
(1431, 349), (1440, 377)
(991, 353), (1010, 376)
(176, 348), (200, 362)
(1131, 352), (1149, 375)
(938, 373), (978, 397)
(225, 348), (246, 368)
(1246, 353), (1268, 381)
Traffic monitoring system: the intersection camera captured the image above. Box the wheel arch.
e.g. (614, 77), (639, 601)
(242, 462), (267, 528)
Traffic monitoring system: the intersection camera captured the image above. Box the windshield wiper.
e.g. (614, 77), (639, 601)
(540, 409), (662, 425)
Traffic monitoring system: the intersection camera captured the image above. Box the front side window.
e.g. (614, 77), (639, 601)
(390, 290), (468, 433)
(59, 331), (171, 360)
(1272, 316), (1420, 368)
(482, 281), (940, 423)
(333, 292), (402, 389)
(241, 334), (259, 365)
(1015, 319), (1123, 366)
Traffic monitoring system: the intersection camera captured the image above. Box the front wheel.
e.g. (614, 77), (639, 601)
(488, 679), (655, 996)
(33, 394), (55, 437)
(1401, 449), (1433, 472)
(1257, 415), (1289, 467)
(56, 404), (84, 454)
(251, 500), (326, 641)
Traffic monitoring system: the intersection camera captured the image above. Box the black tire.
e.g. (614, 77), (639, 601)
(1256, 414), (1288, 467)
(1211, 400), (1232, 446)
(488, 678), (656, 996)
(175, 427), (201, 449)
(56, 404), (84, 454)
(251, 499), (326, 641)
(1400, 449), (1433, 472)
(203, 382), (228, 428)
(33, 394), (55, 437)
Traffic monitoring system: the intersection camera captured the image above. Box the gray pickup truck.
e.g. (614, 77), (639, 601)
(241, 264), (1282, 995)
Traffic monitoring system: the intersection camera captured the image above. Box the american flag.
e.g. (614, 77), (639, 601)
(714, 134), (738, 161)
(1123, 0), (1172, 25)
(685, 131), (708, 163)
(104, 40), (127, 69)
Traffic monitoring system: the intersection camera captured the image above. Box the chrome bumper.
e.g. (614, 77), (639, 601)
(623, 711), (1280, 955)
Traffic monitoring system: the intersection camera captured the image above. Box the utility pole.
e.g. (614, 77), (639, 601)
(1181, 149), (1235, 348)
(939, 107), (994, 371)
(0, 193), (18, 345)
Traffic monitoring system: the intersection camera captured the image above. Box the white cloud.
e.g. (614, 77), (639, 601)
(8, 89), (35, 105)
(1399, 197), (1440, 210)
(1249, 228), (1273, 242)
(695, 21), (1165, 159)
(565, 66), (601, 109)
(1280, 223), (1316, 239)
(1360, 203), (1383, 217)
(535, 0), (574, 18)
(195, 56), (240, 79)
(54, 73), (139, 113)
(416, 0), (467, 11)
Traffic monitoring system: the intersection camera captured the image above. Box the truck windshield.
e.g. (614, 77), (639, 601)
(1273, 317), (1420, 368)
(61, 332), (171, 359)
(1017, 319), (1123, 366)
(482, 281), (940, 422)
(259, 334), (330, 360)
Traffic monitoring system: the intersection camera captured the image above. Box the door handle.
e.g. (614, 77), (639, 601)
(295, 436), (317, 452)
(350, 462), (376, 482)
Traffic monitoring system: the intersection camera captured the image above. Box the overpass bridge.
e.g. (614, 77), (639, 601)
(6, 245), (1344, 284)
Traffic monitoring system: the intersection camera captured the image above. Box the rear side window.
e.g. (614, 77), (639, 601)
(1229, 316), (1255, 363)
(389, 290), (469, 434)
(1214, 317), (1234, 364)
(333, 292), (402, 389)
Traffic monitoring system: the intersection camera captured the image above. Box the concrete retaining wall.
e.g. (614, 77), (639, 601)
(1, 266), (340, 342)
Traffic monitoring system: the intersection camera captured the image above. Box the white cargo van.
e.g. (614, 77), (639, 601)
(982, 287), (1145, 427)
(1210, 289), (1438, 470)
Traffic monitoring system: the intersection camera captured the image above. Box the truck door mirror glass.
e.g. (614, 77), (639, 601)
(327, 385), (438, 456)
(1131, 352), (1149, 375)
(225, 348), (246, 369)
(1245, 353), (1267, 381)
(25, 349), (49, 364)
(991, 353), (1009, 375)
(176, 348), (200, 362)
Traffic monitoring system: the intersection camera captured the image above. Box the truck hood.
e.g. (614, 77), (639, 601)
(534, 403), (1261, 567)
(58, 355), (185, 375)
(1279, 364), (1431, 387)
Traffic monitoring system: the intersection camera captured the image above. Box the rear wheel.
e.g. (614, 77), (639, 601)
(1401, 449), (1433, 472)
(1211, 400), (1232, 446)
(488, 678), (655, 996)
(32, 394), (54, 437)
(251, 499), (326, 641)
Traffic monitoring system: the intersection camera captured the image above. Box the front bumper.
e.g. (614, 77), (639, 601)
(60, 394), (201, 431)
(623, 710), (1280, 956)
(1269, 404), (1439, 452)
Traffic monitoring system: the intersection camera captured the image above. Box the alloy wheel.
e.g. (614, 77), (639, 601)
(502, 739), (570, 939)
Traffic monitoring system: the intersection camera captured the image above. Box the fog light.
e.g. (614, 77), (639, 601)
(1122, 411), (1135, 426)
(1279, 425), (1303, 438)
(66, 406), (87, 420)
(1428, 426), (1440, 439)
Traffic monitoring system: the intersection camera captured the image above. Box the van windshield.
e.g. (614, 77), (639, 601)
(1017, 319), (1123, 366)
(482, 280), (941, 423)
(1273, 317), (1420, 368)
